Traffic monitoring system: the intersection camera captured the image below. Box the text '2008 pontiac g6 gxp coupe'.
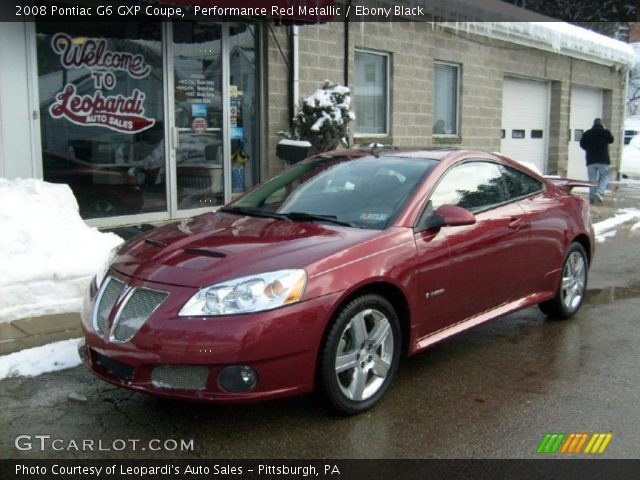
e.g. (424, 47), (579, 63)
(79, 148), (594, 414)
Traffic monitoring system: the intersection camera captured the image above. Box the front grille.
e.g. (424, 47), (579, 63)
(151, 365), (209, 391)
(93, 350), (134, 381)
(111, 288), (168, 343)
(94, 277), (125, 335)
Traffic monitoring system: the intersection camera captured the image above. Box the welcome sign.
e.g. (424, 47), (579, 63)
(48, 32), (155, 134)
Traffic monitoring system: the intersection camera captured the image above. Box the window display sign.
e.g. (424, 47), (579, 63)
(47, 32), (155, 134)
(175, 75), (216, 104)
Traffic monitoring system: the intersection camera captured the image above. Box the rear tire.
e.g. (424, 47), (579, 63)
(538, 242), (588, 319)
(318, 294), (401, 414)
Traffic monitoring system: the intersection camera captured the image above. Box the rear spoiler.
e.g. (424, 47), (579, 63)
(545, 177), (594, 194)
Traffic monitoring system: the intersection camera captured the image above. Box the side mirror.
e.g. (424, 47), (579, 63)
(416, 204), (476, 232)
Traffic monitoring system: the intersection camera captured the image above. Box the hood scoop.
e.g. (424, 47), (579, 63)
(183, 248), (227, 258)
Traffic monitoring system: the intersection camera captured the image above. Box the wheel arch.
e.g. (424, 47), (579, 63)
(571, 233), (592, 265)
(319, 281), (413, 363)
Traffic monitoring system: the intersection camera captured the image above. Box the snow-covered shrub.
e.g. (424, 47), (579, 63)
(292, 80), (355, 153)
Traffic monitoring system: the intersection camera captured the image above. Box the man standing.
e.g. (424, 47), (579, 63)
(579, 118), (614, 204)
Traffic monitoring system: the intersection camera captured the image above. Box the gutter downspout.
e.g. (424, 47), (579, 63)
(620, 67), (630, 181)
(344, 2), (351, 87)
(290, 25), (300, 127)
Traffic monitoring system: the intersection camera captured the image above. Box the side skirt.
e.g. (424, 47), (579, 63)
(413, 291), (554, 353)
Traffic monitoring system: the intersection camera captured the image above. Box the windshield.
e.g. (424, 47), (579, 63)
(227, 155), (438, 229)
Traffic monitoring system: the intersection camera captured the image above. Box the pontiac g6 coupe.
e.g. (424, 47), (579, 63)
(80, 148), (594, 414)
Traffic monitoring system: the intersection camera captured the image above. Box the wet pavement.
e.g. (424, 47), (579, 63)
(2, 185), (640, 460)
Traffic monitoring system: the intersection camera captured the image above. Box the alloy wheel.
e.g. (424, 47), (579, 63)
(334, 308), (394, 402)
(561, 250), (586, 311)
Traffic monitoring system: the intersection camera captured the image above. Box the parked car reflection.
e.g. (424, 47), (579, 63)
(43, 150), (144, 219)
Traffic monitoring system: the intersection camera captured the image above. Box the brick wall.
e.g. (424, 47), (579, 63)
(265, 22), (626, 176)
(629, 23), (640, 43)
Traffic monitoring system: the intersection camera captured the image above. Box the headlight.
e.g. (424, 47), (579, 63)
(179, 269), (307, 316)
(95, 246), (119, 289)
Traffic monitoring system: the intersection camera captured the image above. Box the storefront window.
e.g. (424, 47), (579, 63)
(229, 24), (260, 197)
(36, 22), (166, 219)
(173, 23), (224, 210)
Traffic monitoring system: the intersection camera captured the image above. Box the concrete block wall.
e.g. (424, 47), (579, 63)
(265, 22), (627, 177)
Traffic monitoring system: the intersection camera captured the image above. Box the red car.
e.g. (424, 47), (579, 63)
(80, 148), (594, 414)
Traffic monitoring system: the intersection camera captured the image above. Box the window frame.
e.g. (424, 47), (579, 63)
(414, 159), (545, 230)
(426, 160), (508, 214)
(353, 49), (391, 138)
(432, 61), (461, 137)
(498, 164), (545, 202)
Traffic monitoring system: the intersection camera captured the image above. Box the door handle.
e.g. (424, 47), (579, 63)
(508, 217), (524, 230)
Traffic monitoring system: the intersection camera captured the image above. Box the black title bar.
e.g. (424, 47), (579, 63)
(3, 459), (640, 480)
(2, 0), (639, 22)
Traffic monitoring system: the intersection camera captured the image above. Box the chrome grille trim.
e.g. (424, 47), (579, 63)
(151, 365), (209, 391)
(92, 277), (125, 336)
(110, 287), (169, 343)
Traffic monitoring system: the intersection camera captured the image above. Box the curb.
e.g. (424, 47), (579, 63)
(0, 313), (81, 355)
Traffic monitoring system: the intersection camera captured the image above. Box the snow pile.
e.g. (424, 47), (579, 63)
(0, 338), (82, 380)
(0, 179), (122, 323)
(278, 139), (312, 147)
(592, 208), (640, 243)
(447, 22), (636, 68)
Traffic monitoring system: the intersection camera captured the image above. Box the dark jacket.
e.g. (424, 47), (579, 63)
(579, 124), (614, 165)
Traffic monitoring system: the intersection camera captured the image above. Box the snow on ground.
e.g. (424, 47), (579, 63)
(0, 179), (122, 323)
(593, 208), (640, 243)
(0, 338), (82, 380)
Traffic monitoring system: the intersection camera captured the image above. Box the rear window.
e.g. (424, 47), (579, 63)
(500, 165), (543, 199)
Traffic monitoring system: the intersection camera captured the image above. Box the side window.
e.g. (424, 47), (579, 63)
(430, 162), (507, 212)
(500, 165), (543, 199)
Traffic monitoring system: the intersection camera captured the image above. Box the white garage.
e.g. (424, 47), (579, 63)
(500, 77), (550, 174)
(567, 85), (603, 180)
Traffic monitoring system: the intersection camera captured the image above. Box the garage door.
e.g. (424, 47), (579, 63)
(568, 86), (603, 180)
(500, 77), (550, 174)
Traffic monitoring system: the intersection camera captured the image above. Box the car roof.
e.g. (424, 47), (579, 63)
(383, 149), (459, 160)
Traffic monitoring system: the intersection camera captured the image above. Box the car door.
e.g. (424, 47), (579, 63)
(413, 161), (530, 340)
(500, 165), (567, 294)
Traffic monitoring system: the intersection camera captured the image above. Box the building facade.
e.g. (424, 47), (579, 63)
(0, 19), (634, 227)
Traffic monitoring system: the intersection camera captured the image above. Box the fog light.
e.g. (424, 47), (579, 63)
(218, 365), (259, 393)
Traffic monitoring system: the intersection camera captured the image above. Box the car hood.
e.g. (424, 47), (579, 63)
(111, 211), (381, 288)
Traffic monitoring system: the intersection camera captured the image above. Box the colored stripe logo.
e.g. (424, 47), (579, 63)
(537, 432), (613, 454)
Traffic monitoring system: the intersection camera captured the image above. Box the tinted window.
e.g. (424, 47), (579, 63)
(232, 155), (438, 229)
(500, 165), (543, 199)
(430, 162), (507, 212)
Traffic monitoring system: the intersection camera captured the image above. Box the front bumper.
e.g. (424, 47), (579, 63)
(80, 270), (340, 402)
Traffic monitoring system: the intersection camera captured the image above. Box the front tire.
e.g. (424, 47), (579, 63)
(539, 242), (588, 319)
(318, 294), (401, 414)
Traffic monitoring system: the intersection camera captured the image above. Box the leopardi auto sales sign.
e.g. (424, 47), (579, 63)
(48, 33), (155, 134)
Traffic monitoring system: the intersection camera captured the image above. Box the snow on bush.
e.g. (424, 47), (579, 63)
(292, 80), (355, 153)
(0, 179), (122, 323)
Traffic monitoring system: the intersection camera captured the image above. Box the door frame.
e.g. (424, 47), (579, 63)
(83, 22), (258, 228)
